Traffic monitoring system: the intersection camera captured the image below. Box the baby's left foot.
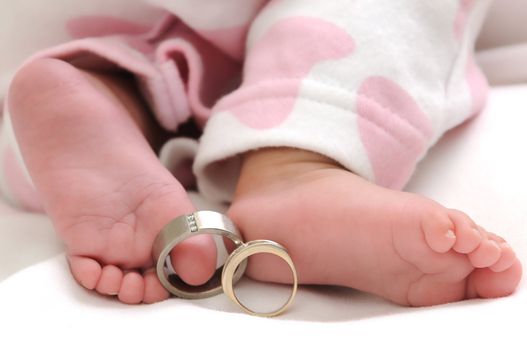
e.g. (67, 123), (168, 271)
(229, 148), (522, 306)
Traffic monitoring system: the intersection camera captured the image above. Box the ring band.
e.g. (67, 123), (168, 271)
(152, 210), (247, 299)
(222, 240), (298, 317)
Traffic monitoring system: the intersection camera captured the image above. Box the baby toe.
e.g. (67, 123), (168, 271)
(486, 231), (506, 244)
(448, 210), (483, 253)
(68, 255), (102, 290)
(170, 233), (217, 286)
(118, 271), (145, 304)
(143, 268), (170, 304)
(467, 259), (522, 299)
(490, 242), (516, 272)
(468, 237), (501, 268)
(421, 208), (456, 253)
(95, 265), (123, 296)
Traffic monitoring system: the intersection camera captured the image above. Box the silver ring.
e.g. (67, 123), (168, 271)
(152, 210), (247, 299)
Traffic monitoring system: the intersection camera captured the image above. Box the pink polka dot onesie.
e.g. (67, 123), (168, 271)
(0, 0), (491, 210)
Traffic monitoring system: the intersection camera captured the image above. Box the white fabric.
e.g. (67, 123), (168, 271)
(476, 0), (527, 85)
(475, 0), (527, 85)
(1, 84), (526, 349)
(476, 0), (527, 51)
(476, 44), (527, 85)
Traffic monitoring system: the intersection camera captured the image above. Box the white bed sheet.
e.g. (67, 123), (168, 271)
(0, 84), (526, 349)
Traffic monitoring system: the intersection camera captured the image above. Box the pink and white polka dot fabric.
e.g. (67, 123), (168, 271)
(195, 0), (492, 201)
(0, 0), (492, 208)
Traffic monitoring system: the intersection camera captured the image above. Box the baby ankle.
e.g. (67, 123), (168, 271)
(235, 147), (343, 195)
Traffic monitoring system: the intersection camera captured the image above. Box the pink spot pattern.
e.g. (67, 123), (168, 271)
(453, 0), (488, 117)
(2, 147), (43, 213)
(453, 0), (474, 40)
(216, 17), (355, 129)
(357, 76), (433, 189)
(465, 55), (488, 116)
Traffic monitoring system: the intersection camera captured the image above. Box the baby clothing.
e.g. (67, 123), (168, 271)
(0, 0), (263, 210)
(0, 0), (491, 210)
(194, 0), (491, 202)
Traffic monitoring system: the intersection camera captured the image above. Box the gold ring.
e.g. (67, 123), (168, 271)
(221, 240), (298, 317)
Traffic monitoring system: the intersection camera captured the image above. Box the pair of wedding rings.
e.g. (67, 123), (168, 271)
(152, 210), (298, 317)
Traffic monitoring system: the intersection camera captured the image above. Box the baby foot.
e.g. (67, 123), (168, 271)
(229, 148), (522, 306)
(8, 58), (216, 304)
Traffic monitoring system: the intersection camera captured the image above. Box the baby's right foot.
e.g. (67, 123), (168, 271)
(8, 58), (216, 304)
(230, 148), (522, 306)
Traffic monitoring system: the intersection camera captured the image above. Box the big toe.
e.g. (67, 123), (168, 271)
(467, 259), (523, 299)
(170, 234), (217, 286)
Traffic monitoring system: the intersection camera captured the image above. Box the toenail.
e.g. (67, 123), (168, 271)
(489, 240), (500, 250)
(446, 230), (456, 239)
